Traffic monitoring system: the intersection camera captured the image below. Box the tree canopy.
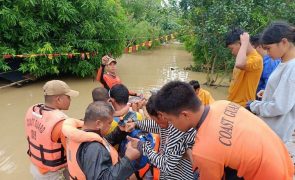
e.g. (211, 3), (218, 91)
(0, 0), (179, 77)
(178, 0), (295, 85)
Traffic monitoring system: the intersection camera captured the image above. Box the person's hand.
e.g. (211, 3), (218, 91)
(257, 90), (265, 98)
(125, 141), (141, 161)
(127, 136), (140, 149)
(240, 32), (250, 45)
(125, 122), (136, 132)
(101, 55), (109, 65)
(138, 93), (144, 99)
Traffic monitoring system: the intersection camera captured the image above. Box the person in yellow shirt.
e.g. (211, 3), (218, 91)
(226, 28), (263, 107)
(189, 80), (214, 105)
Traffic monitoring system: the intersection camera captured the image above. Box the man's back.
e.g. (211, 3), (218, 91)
(198, 88), (215, 105)
(25, 104), (68, 175)
(192, 100), (293, 180)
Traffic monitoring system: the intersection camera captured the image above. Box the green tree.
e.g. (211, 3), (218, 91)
(0, 0), (126, 77)
(179, 0), (295, 86)
(121, 0), (181, 48)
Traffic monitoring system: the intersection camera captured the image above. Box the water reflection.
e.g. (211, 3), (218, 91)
(0, 149), (17, 174)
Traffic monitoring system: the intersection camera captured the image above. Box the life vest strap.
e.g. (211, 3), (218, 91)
(32, 104), (57, 116)
(27, 137), (66, 167)
(196, 106), (210, 131)
(135, 171), (143, 180)
(27, 137), (64, 153)
(69, 172), (78, 180)
(29, 152), (67, 167)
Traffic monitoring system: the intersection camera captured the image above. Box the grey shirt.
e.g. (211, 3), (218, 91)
(77, 127), (135, 180)
(250, 58), (295, 142)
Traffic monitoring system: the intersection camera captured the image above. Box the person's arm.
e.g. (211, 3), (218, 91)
(96, 65), (110, 90)
(78, 142), (135, 180)
(52, 120), (67, 151)
(96, 65), (103, 82)
(129, 90), (137, 96)
(242, 48), (263, 72)
(105, 126), (129, 146)
(140, 139), (184, 174)
(235, 33), (249, 70)
(136, 119), (161, 134)
(113, 104), (130, 117)
(138, 128), (195, 174)
(250, 77), (295, 117)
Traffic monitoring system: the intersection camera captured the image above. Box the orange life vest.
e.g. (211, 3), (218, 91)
(62, 118), (119, 180)
(138, 134), (160, 180)
(103, 73), (121, 90)
(192, 101), (294, 179)
(25, 104), (68, 172)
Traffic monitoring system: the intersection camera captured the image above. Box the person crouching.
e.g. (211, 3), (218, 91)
(62, 101), (141, 180)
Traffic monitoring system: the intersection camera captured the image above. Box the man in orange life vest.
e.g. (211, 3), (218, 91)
(96, 55), (137, 96)
(154, 81), (293, 180)
(62, 101), (141, 179)
(96, 55), (121, 91)
(25, 80), (79, 179)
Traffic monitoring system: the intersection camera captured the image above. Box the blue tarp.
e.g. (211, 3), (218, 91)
(0, 58), (26, 83)
(0, 70), (25, 82)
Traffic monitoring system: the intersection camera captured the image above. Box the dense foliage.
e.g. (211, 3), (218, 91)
(3, 0), (291, 81)
(121, 0), (180, 48)
(0, 0), (179, 77)
(0, 0), (126, 77)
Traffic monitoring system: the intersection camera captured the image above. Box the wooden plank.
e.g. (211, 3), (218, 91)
(0, 78), (31, 89)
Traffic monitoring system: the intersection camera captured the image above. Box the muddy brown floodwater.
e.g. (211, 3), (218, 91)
(0, 43), (227, 179)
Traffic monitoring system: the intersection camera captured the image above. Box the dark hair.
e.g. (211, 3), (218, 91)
(146, 94), (158, 117)
(84, 101), (114, 124)
(189, 80), (200, 91)
(155, 81), (202, 115)
(92, 87), (108, 102)
(250, 34), (262, 48)
(109, 84), (129, 105)
(225, 28), (244, 46)
(261, 21), (295, 45)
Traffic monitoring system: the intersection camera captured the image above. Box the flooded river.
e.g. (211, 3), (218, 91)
(0, 43), (227, 179)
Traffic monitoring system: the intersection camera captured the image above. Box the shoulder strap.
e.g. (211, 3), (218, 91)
(195, 106), (210, 131)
